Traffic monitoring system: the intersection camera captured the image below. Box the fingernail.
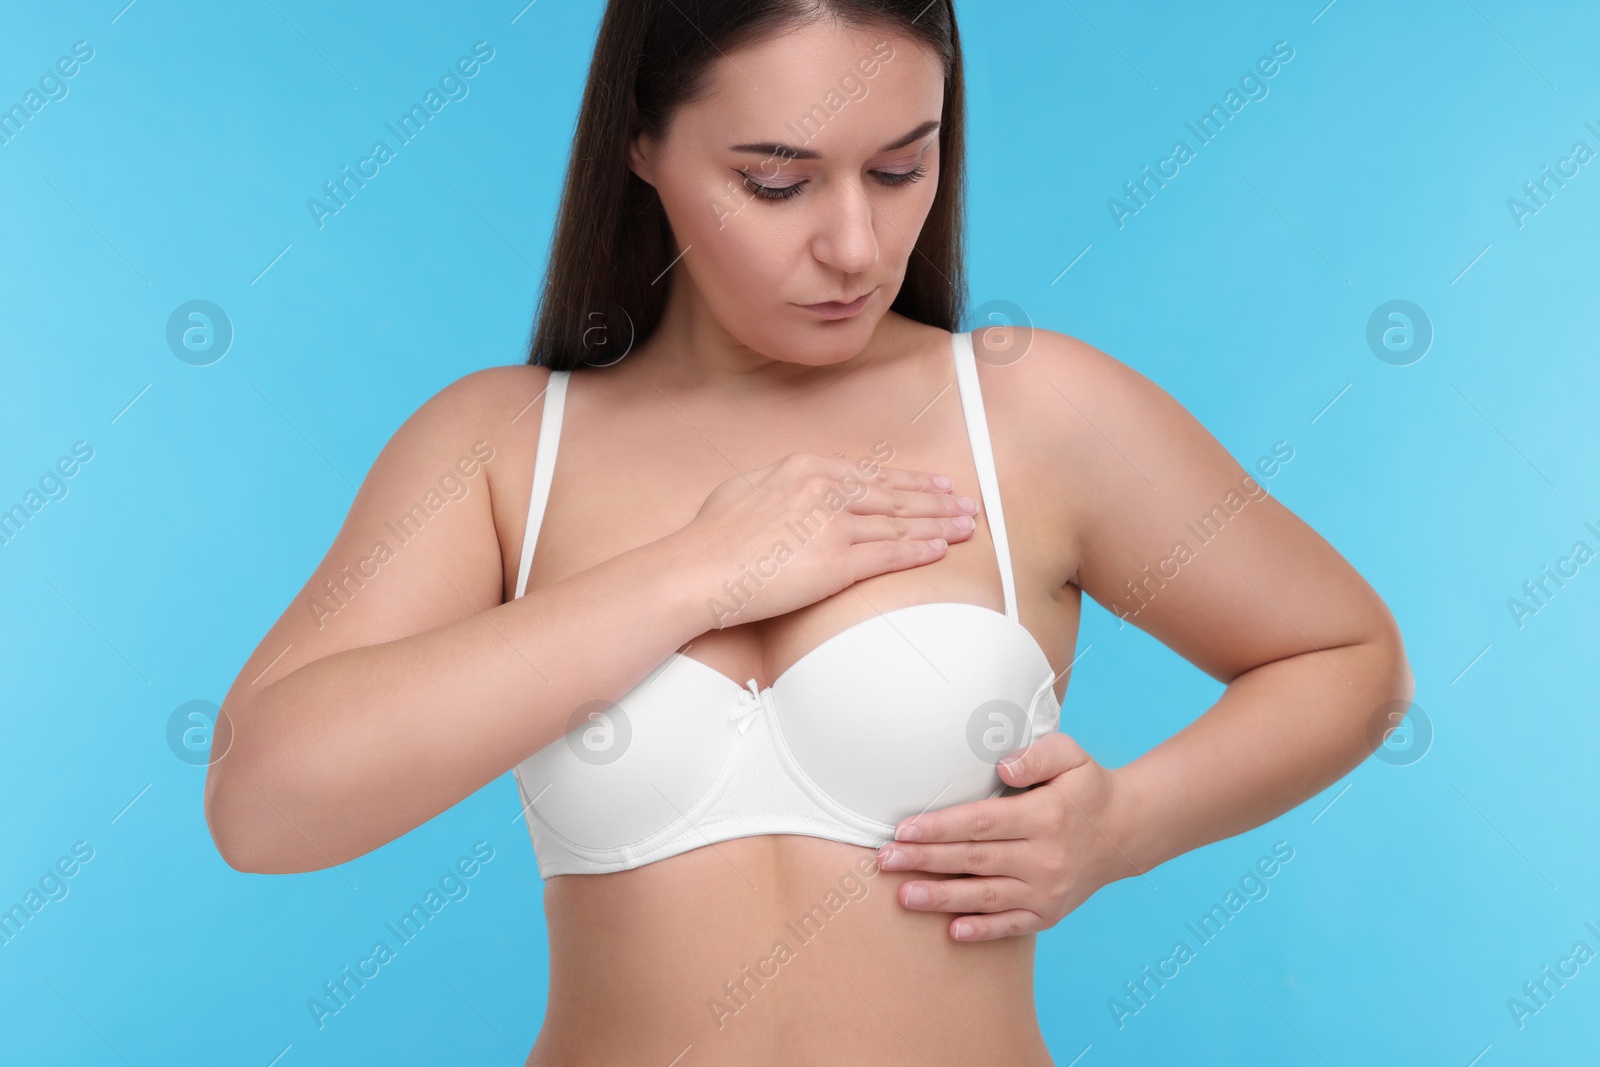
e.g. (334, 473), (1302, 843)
(954, 922), (973, 939)
(932, 474), (953, 489)
(877, 846), (904, 868)
(895, 823), (923, 842)
(956, 496), (978, 513)
(903, 885), (928, 906)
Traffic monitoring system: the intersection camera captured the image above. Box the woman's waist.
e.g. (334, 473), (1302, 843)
(537, 835), (1041, 1052)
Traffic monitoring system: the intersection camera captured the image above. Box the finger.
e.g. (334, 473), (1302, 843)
(890, 791), (1037, 846)
(888, 872), (1033, 917)
(948, 909), (1047, 942)
(851, 511), (977, 547)
(844, 535), (951, 584)
(840, 462), (957, 496)
(994, 730), (1091, 789)
(877, 835), (1033, 877)
(842, 486), (978, 527)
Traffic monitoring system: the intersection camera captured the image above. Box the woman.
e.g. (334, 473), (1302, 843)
(205, 1), (1413, 1063)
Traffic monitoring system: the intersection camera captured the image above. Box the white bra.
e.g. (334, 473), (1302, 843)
(510, 330), (1062, 877)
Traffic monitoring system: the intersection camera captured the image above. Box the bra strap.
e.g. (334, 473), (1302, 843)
(514, 369), (570, 600)
(950, 330), (1019, 623)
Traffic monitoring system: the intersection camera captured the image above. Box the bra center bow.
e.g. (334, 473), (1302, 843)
(729, 677), (771, 735)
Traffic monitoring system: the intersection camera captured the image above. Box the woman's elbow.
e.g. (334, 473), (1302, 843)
(1357, 608), (1418, 758)
(205, 765), (276, 873)
(203, 756), (323, 875)
(1375, 606), (1416, 703)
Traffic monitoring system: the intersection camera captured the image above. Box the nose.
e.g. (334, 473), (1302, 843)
(810, 178), (880, 275)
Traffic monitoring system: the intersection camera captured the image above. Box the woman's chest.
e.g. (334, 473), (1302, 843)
(497, 380), (1084, 697)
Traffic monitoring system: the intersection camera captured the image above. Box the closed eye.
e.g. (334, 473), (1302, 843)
(736, 163), (929, 202)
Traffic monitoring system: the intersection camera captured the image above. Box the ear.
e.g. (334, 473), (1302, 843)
(626, 126), (657, 187)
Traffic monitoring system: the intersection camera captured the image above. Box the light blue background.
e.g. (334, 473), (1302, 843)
(3, 0), (1597, 1062)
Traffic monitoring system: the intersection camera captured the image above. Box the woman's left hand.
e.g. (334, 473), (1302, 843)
(875, 731), (1140, 941)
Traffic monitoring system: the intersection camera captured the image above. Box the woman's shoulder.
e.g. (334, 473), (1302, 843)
(970, 323), (1209, 499)
(418, 362), (558, 427)
(388, 363), (570, 593)
(374, 363), (561, 470)
(377, 361), (562, 509)
(972, 322), (1134, 380)
(969, 323), (1170, 427)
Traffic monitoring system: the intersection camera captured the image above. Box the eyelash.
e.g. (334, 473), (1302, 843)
(739, 163), (929, 202)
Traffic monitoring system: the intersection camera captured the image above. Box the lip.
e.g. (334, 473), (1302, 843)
(795, 287), (876, 320)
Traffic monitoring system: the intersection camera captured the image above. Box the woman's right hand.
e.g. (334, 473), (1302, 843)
(667, 451), (980, 629)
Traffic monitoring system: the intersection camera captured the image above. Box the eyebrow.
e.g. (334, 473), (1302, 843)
(727, 119), (941, 161)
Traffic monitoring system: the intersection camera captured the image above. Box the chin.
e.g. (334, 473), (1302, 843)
(777, 321), (879, 365)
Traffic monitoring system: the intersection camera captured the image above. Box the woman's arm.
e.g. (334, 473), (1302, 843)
(207, 364), (973, 876)
(1041, 329), (1415, 881)
(868, 326), (1413, 939)
(1106, 636), (1411, 880)
(204, 366), (713, 875)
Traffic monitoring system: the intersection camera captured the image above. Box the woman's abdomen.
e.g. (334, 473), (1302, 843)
(529, 833), (1052, 1067)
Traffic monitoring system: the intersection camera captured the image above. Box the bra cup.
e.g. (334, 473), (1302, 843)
(770, 603), (1055, 827)
(512, 658), (737, 852)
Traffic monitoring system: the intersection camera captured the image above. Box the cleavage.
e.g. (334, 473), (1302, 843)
(674, 563), (1008, 692)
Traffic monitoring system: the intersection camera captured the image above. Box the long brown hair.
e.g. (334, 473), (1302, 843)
(526, 0), (967, 371)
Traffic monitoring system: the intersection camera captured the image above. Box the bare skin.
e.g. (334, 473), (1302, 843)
(515, 315), (1075, 1066)
(205, 16), (1411, 1066)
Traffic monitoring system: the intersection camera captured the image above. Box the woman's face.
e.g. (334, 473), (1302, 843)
(628, 19), (945, 366)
